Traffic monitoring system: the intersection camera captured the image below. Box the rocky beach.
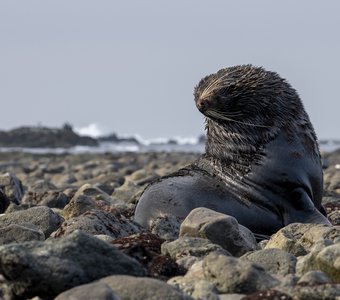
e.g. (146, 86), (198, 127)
(0, 147), (339, 299)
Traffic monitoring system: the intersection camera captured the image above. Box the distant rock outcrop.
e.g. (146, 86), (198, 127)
(97, 133), (139, 144)
(0, 124), (98, 148)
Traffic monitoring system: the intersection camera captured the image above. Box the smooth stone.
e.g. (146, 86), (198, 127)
(0, 206), (63, 237)
(168, 276), (219, 300)
(0, 224), (45, 244)
(112, 180), (144, 204)
(240, 248), (297, 276)
(55, 282), (121, 300)
(53, 209), (142, 238)
(0, 230), (146, 299)
(0, 172), (23, 204)
(297, 270), (331, 285)
(179, 207), (258, 257)
(201, 252), (279, 294)
(22, 190), (69, 208)
(161, 236), (231, 262)
(99, 275), (194, 300)
(72, 184), (113, 205)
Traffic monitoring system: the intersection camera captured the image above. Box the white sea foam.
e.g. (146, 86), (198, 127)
(74, 123), (106, 138)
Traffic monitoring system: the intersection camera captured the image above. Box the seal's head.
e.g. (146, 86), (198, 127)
(194, 65), (303, 130)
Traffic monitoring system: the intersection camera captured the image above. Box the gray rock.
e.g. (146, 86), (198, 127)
(112, 169), (149, 203)
(150, 215), (181, 241)
(180, 207), (258, 257)
(218, 294), (246, 300)
(0, 230), (146, 299)
(201, 252), (279, 294)
(22, 190), (69, 208)
(161, 236), (231, 261)
(168, 276), (219, 300)
(0, 224), (45, 244)
(0, 206), (63, 237)
(72, 184), (113, 204)
(240, 248), (297, 276)
(62, 194), (99, 219)
(53, 209), (142, 238)
(55, 282), (121, 300)
(0, 172), (23, 204)
(99, 275), (194, 300)
(27, 179), (57, 193)
(62, 184), (115, 219)
(328, 210), (340, 226)
(265, 223), (339, 256)
(297, 270), (331, 285)
(297, 242), (340, 282)
(277, 283), (340, 300)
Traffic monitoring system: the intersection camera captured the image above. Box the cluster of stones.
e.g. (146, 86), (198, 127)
(0, 150), (339, 299)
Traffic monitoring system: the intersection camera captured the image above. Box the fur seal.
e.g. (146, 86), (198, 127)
(134, 65), (331, 238)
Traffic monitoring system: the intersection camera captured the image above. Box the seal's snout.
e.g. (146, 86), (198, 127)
(196, 98), (209, 113)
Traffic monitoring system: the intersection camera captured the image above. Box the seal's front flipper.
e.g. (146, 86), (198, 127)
(284, 188), (331, 226)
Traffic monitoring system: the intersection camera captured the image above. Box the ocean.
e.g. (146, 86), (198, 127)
(0, 140), (338, 155)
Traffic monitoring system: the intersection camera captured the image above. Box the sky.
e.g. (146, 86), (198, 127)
(0, 1), (339, 140)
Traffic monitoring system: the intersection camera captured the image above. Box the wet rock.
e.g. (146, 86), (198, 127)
(99, 275), (194, 300)
(240, 248), (297, 276)
(265, 223), (339, 256)
(297, 270), (331, 285)
(55, 282), (121, 300)
(180, 207), (258, 257)
(111, 232), (185, 280)
(54, 209), (142, 238)
(201, 252), (279, 294)
(161, 236), (230, 269)
(0, 172), (23, 204)
(0, 224), (45, 244)
(0, 230), (146, 299)
(0, 206), (63, 237)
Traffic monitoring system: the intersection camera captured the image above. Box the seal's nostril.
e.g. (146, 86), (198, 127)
(197, 99), (208, 112)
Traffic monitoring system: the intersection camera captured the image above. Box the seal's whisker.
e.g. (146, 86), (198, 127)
(209, 109), (243, 118)
(206, 110), (269, 128)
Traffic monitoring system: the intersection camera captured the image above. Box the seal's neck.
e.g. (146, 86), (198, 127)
(197, 118), (279, 178)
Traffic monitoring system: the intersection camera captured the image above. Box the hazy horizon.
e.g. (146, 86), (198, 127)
(1, 1), (339, 140)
